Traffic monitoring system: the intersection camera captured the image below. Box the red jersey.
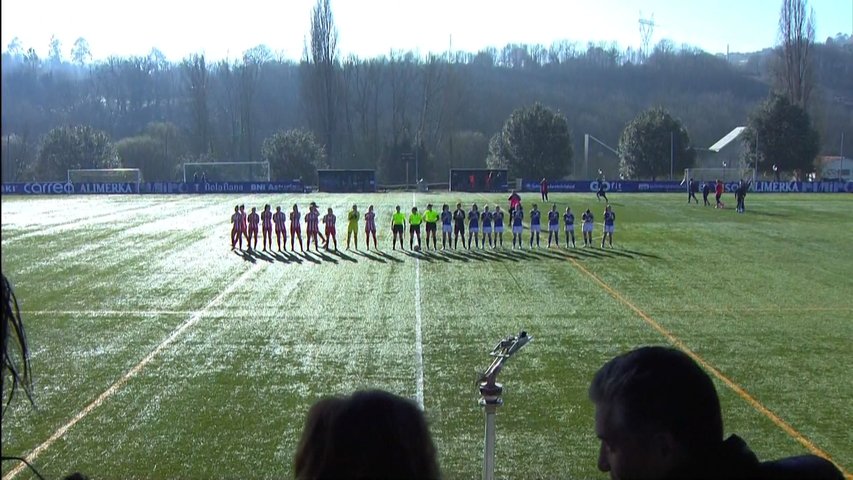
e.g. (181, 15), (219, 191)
(540, 180), (548, 193)
(290, 211), (301, 231)
(715, 183), (724, 195)
(247, 212), (260, 231)
(323, 213), (336, 228)
(273, 211), (286, 232)
(306, 211), (320, 233)
(238, 211), (247, 232)
(364, 211), (376, 232)
(261, 210), (272, 230)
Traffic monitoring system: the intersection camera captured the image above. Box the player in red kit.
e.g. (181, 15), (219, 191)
(305, 206), (321, 251)
(323, 207), (337, 250)
(290, 204), (304, 252)
(273, 206), (287, 252)
(230, 205), (240, 249)
(247, 206), (260, 250)
(261, 204), (273, 251)
(364, 205), (378, 250)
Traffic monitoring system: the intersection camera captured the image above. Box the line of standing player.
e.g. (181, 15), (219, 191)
(230, 199), (617, 254)
(231, 203), (379, 253)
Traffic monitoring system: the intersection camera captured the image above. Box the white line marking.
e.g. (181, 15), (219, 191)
(413, 192), (425, 409)
(20, 310), (197, 316)
(2, 265), (262, 480)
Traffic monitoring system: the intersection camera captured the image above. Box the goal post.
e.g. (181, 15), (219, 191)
(183, 162), (270, 182)
(67, 168), (142, 190)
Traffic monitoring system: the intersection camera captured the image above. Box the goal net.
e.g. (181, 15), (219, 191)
(68, 168), (142, 188)
(183, 162), (270, 182)
(683, 167), (755, 184)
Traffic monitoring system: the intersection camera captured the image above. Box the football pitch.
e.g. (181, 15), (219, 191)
(1, 192), (851, 480)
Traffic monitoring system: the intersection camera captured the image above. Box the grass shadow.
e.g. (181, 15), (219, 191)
(329, 249), (358, 263)
(233, 248), (256, 263)
(375, 250), (404, 263)
(353, 250), (386, 263)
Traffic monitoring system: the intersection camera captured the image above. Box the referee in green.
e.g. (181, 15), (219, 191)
(391, 205), (406, 250)
(409, 206), (423, 250)
(423, 203), (439, 250)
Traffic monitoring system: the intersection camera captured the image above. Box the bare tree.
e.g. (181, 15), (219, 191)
(182, 54), (211, 156)
(776, 0), (815, 109)
(302, 0), (339, 167)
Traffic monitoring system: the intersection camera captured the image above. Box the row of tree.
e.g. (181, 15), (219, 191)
(0, 0), (846, 183)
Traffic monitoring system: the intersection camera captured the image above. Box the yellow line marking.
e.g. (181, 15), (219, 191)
(568, 257), (850, 478)
(2, 265), (263, 480)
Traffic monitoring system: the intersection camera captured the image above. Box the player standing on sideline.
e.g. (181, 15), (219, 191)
(511, 204), (524, 249)
(409, 206), (423, 250)
(230, 205), (240, 249)
(715, 179), (725, 208)
(481, 205), (494, 248)
(247, 207), (260, 250)
(564, 206), (576, 248)
(273, 206), (287, 251)
(547, 204), (560, 247)
(305, 206), (321, 251)
(493, 206), (505, 248)
(601, 205), (615, 248)
(688, 178), (699, 204)
(582, 208), (594, 247)
(391, 205), (406, 250)
(540, 177), (549, 202)
(346, 204), (359, 250)
(529, 204), (542, 248)
(322, 207), (337, 250)
(467, 203), (481, 249)
(423, 203), (439, 250)
(440, 204), (452, 250)
(508, 190), (521, 220)
(309, 201), (326, 245)
(453, 202), (467, 249)
(261, 204), (273, 251)
(364, 205), (377, 250)
(290, 204), (304, 252)
(239, 205), (249, 246)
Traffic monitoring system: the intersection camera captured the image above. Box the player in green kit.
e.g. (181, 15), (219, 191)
(423, 203), (439, 250)
(391, 205), (406, 250)
(346, 204), (359, 250)
(409, 206), (423, 250)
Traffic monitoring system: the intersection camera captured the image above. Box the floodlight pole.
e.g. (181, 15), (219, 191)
(479, 331), (532, 480)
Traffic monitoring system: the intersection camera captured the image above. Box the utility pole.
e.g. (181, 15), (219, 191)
(670, 131), (674, 180)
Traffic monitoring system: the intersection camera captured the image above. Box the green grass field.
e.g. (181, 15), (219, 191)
(1, 192), (851, 480)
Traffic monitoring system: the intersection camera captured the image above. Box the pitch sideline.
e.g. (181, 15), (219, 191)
(568, 257), (850, 477)
(2, 264), (265, 480)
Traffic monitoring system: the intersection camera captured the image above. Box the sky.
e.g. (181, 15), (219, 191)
(1, 0), (851, 62)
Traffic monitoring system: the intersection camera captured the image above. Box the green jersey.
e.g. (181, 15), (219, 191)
(392, 212), (406, 225)
(409, 212), (423, 226)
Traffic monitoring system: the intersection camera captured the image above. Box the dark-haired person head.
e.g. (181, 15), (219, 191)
(589, 346), (843, 480)
(294, 389), (440, 480)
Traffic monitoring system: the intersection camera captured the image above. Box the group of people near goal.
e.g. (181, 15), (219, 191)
(228, 190), (617, 253)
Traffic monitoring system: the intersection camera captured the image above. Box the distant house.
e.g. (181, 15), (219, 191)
(817, 156), (852, 181)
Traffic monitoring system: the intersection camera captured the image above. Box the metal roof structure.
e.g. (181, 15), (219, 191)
(708, 126), (746, 152)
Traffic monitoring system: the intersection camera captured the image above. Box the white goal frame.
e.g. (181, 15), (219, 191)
(183, 162), (270, 182)
(67, 168), (142, 190)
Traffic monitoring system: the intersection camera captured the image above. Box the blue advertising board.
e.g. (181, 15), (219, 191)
(2, 181), (306, 195)
(521, 180), (853, 194)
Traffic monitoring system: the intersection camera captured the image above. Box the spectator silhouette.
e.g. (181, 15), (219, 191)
(589, 346), (842, 480)
(294, 389), (441, 480)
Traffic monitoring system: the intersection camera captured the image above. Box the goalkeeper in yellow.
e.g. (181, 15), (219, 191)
(346, 204), (359, 250)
